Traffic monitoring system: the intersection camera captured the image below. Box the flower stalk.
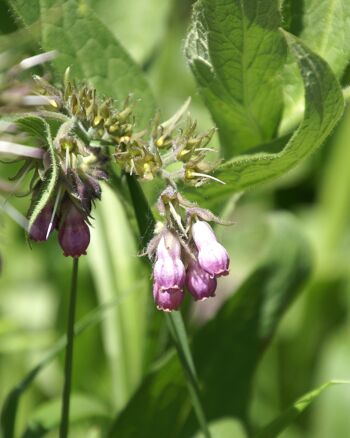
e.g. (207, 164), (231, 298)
(59, 257), (79, 438)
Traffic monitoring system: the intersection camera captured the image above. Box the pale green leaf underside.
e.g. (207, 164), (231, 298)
(9, 0), (155, 128)
(187, 31), (344, 203)
(254, 380), (350, 438)
(280, 0), (350, 134)
(186, 0), (286, 158)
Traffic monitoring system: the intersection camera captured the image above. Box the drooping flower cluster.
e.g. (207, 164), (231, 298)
(147, 188), (230, 311)
(25, 130), (108, 256)
(1, 67), (229, 275)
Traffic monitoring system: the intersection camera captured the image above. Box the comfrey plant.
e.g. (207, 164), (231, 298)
(3, 0), (350, 436)
(1, 68), (231, 310)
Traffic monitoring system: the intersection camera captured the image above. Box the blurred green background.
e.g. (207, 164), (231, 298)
(1, 0), (350, 437)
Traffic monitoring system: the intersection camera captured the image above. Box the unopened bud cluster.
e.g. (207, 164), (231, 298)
(147, 188), (230, 311)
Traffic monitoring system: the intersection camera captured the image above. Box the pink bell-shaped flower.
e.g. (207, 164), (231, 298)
(191, 221), (229, 277)
(153, 230), (186, 293)
(153, 283), (184, 312)
(186, 258), (217, 301)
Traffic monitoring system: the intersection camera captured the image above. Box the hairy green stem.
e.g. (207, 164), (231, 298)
(59, 257), (79, 438)
(125, 174), (211, 438)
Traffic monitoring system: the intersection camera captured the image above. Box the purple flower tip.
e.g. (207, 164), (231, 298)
(58, 203), (90, 257)
(153, 284), (184, 312)
(186, 259), (217, 301)
(153, 231), (185, 293)
(28, 204), (56, 242)
(192, 221), (230, 277)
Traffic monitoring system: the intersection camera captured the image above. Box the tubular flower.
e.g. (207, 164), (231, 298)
(191, 220), (229, 278)
(153, 283), (184, 312)
(28, 203), (56, 242)
(58, 202), (90, 257)
(186, 258), (217, 301)
(153, 230), (186, 293)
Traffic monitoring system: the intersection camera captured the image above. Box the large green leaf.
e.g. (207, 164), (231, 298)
(108, 213), (313, 437)
(186, 0), (286, 158)
(280, 0), (350, 134)
(186, 32), (344, 204)
(9, 0), (155, 128)
(254, 380), (350, 438)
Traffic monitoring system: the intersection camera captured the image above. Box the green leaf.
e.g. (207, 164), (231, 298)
(87, 183), (149, 411)
(9, 0), (155, 128)
(186, 0), (286, 158)
(20, 116), (59, 235)
(186, 31), (344, 204)
(280, 0), (350, 134)
(108, 212), (313, 437)
(86, 0), (172, 64)
(254, 380), (350, 438)
(22, 393), (110, 438)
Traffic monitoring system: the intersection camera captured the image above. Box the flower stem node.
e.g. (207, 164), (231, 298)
(58, 202), (90, 257)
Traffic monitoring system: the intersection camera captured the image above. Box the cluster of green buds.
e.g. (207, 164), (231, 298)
(35, 69), (134, 144)
(114, 98), (224, 186)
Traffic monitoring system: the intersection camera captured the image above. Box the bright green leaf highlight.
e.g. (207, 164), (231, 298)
(186, 0), (286, 158)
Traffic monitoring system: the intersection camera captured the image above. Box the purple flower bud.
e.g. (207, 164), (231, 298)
(153, 283), (184, 312)
(153, 231), (185, 293)
(58, 203), (90, 257)
(28, 204), (56, 242)
(192, 221), (229, 277)
(186, 259), (217, 301)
